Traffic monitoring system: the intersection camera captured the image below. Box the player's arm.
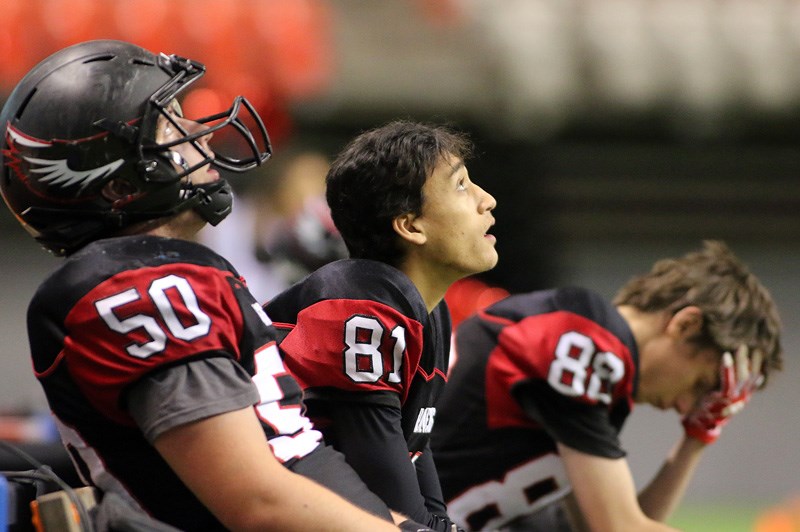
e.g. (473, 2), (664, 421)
(126, 357), (401, 531)
(557, 442), (681, 532)
(635, 436), (705, 521)
(154, 405), (401, 532)
(639, 346), (763, 520)
(413, 443), (449, 516)
(324, 399), (461, 532)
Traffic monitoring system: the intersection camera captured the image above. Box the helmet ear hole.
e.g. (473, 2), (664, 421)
(136, 154), (182, 184)
(102, 178), (138, 202)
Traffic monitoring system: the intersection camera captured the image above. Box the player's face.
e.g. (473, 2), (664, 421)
(157, 101), (219, 186)
(638, 341), (721, 414)
(153, 102), (220, 234)
(414, 153), (498, 279)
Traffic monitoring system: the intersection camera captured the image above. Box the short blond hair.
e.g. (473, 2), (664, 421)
(613, 241), (783, 385)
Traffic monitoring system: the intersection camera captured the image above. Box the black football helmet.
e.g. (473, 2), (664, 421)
(0, 39), (272, 255)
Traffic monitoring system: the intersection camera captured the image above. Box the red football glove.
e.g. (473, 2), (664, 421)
(682, 345), (763, 444)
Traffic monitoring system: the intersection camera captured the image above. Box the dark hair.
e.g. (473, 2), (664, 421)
(326, 120), (473, 267)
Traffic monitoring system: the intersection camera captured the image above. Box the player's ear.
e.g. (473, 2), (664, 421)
(667, 306), (704, 340)
(392, 212), (426, 246)
(102, 178), (138, 202)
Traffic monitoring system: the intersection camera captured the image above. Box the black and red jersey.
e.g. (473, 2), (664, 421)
(26, 235), (387, 530)
(430, 287), (639, 531)
(265, 259), (455, 528)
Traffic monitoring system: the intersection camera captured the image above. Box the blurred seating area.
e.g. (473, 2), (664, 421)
(1, 0), (799, 143)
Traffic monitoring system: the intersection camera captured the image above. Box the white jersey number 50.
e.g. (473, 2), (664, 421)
(95, 274), (211, 359)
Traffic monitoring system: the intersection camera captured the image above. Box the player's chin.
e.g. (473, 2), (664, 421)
(472, 247), (499, 274)
(196, 167), (219, 184)
(487, 248), (499, 269)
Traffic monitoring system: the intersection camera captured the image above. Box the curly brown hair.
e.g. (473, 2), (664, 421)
(613, 240), (783, 385)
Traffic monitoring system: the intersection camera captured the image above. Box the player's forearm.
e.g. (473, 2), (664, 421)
(638, 435), (706, 521)
(327, 403), (441, 526)
(353, 459), (447, 531)
(255, 476), (401, 532)
(345, 452), (456, 531)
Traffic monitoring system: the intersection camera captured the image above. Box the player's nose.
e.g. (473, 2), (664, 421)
(476, 185), (496, 213)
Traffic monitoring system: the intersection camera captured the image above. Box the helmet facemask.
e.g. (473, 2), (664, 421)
(136, 52), (272, 181)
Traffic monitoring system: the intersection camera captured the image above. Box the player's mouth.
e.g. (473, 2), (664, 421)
(484, 220), (496, 243)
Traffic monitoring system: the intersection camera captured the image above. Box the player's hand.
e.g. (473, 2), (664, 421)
(398, 520), (436, 531)
(682, 345), (763, 444)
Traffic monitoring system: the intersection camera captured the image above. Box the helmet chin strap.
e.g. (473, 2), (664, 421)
(104, 177), (233, 228)
(163, 149), (232, 226)
(191, 180), (233, 226)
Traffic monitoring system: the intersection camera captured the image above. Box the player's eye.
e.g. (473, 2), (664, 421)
(696, 376), (716, 395)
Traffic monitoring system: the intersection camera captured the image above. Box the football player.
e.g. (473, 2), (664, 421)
(0, 39), (426, 531)
(265, 120), (499, 531)
(430, 241), (782, 531)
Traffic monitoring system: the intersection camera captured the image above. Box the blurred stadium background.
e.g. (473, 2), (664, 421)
(1, 1), (798, 530)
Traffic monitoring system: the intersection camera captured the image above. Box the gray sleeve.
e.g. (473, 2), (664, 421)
(126, 357), (260, 444)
